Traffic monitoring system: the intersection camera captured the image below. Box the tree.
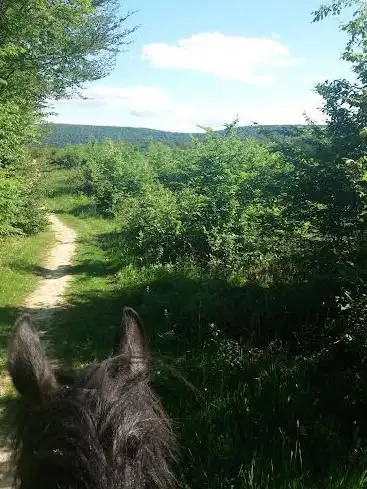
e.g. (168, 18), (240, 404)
(279, 0), (367, 268)
(0, 0), (137, 235)
(0, 0), (136, 102)
(0, 0), (136, 165)
(312, 0), (367, 159)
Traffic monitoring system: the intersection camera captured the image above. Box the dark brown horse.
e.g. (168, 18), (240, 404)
(6, 307), (177, 489)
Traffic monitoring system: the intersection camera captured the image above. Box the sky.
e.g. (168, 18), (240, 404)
(49, 0), (354, 133)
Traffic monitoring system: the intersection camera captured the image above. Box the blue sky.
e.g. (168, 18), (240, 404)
(50, 0), (354, 132)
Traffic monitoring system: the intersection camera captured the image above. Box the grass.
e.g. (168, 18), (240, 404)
(42, 166), (121, 366)
(0, 226), (54, 399)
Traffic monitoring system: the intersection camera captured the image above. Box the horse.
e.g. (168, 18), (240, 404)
(6, 307), (177, 489)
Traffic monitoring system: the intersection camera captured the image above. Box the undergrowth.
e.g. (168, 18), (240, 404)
(36, 165), (367, 489)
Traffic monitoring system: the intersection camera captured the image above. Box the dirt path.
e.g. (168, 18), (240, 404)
(24, 214), (77, 317)
(0, 213), (77, 488)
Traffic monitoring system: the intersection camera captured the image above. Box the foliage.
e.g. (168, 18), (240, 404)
(47, 144), (91, 169)
(0, 0), (135, 164)
(0, 0), (136, 103)
(80, 140), (155, 215)
(312, 0), (367, 159)
(0, 99), (42, 167)
(67, 134), (329, 280)
(0, 160), (47, 236)
(42, 122), (311, 148)
(0, 0), (135, 235)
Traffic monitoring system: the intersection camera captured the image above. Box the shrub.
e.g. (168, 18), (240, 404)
(114, 133), (300, 277)
(0, 160), (46, 236)
(48, 144), (90, 169)
(83, 140), (155, 215)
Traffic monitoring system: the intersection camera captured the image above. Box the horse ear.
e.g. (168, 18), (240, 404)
(114, 307), (148, 374)
(8, 314), (57, 401)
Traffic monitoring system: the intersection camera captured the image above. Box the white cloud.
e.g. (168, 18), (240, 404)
(49, 85), (325, 133)
(141, 32), (299, 83)
(56, 85), (174, 114)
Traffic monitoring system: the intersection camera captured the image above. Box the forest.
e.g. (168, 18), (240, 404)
(42, 122), (305, 148)
(1, 0), (367, 488)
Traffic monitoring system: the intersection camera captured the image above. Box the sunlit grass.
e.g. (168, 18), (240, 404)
(0, 226), (54, 401)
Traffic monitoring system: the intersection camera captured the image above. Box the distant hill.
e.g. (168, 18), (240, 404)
(42, 123), (307, 148)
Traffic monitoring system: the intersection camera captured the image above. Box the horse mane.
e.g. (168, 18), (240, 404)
(6, 309), (178, 489)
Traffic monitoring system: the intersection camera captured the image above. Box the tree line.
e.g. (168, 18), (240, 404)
(42, 123), (306, 148)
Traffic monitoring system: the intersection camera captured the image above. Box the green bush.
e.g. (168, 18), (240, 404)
(48, 144), (90, 169)
(113, 133), (300, 277)
(0, 160), (46, 236)
(71, 130), (367, 285)
(82, 140), (155, 215)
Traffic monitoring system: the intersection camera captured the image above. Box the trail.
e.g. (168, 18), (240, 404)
(24, 214), (77, 322)
(0, 214), (77, 488)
